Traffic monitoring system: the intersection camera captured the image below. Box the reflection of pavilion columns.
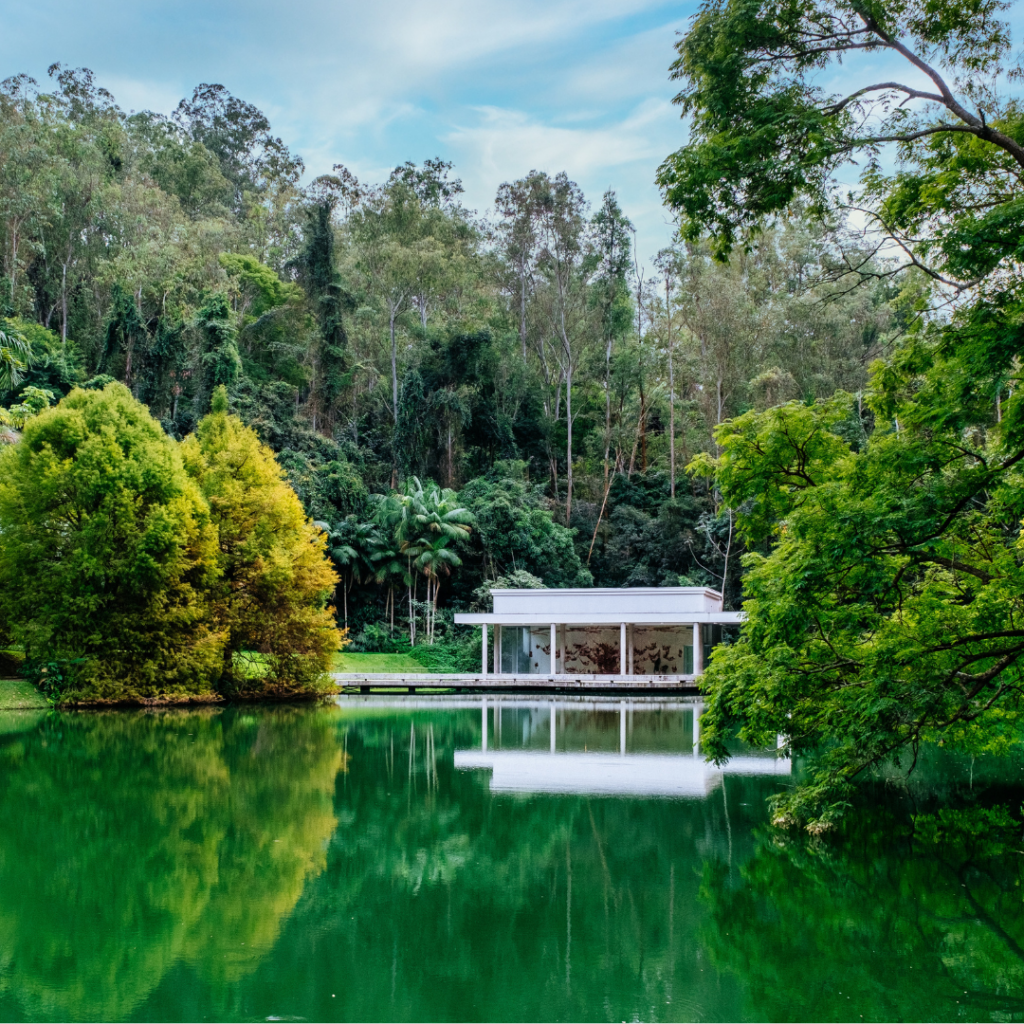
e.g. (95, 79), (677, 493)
(482, 697), (488, 752)
(620, 701), (626, 755)
(692, 704), (701, 758)
(550, 702), (556, 752)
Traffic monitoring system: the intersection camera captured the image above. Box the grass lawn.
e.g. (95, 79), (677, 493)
(332, 651), (431, 674)
(0, 677), (49, 710)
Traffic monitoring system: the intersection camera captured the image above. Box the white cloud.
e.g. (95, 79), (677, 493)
(444, 98), (683, 258)
(1, 0), (694, 255)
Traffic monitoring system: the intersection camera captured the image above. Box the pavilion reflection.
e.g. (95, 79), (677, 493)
(454, 698), (791, 797)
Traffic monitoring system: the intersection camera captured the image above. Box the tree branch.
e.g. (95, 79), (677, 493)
(858, 11), (1024, 168)
(823, 81), (945, 115)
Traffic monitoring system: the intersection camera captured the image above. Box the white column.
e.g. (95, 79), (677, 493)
(494, 625), (501, 675)
(482, 697), (488, 751)
(619, 622), (626, 676)
(560, 624), (567, 674)
(693, 623), (704, 675)
(550, 702), (556, 752)
(620, 701), (626, 755)
(628, 625), (634, 675)
(481, 624), (488, 677)
(550, 622), (557, 676)
(693, 704), (701, 757)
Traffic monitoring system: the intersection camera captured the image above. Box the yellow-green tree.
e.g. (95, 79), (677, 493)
(182, 386), (341, 695)
(0, 382), (223, 699)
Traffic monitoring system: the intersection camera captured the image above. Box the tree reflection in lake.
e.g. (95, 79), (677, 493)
(702, 771), (1024, 1021)
(0, 707), (341, 1020)
(0, 698), (1021, 1022)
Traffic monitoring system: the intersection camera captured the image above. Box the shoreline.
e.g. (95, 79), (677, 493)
(0, 676), (334, 710)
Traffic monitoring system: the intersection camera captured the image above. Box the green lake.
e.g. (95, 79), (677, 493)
(0, 697), (1022, 1022)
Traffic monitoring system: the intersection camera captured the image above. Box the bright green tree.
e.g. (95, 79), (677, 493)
(181, 386), (341, 694)
(0, 382), (223, 699)
(665, 0), (1024, 824)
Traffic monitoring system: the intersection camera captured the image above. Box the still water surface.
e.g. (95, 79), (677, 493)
(0, 697), (1022, 1022)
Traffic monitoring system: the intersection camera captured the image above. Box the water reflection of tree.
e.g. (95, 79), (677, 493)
(0, 706), (341, 1020)
(700, 794), (1024, 1021)
(236, 711), (772, 1023)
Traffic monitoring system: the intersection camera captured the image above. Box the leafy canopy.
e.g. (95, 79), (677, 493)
(0, 383), (223, 698)
(181, 386), (342, 694)
(667, 0), (1024, 821)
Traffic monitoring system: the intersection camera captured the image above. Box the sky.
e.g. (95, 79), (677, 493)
(0, 0), (700, 262)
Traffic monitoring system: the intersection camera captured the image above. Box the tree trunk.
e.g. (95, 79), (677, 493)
(721, 509), (733, 610)
(565, 361), (573, 525)
(666, 277), (675, 499)
(390, 304), (399, 424)
(61, 260), (69, 347)
(639, 382), (648, 472)
(407, 559), (415, 645)
(519, 273), (528, 359)
(9, 221), (20, 304)
(604, 335), (612, 489)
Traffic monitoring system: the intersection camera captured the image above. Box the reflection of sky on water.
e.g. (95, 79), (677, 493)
(393, 697), (793, 798)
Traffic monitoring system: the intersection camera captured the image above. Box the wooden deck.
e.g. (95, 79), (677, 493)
(331, 673), (701, 694)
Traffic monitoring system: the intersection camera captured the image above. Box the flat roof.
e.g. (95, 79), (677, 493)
(488, 586), (723, 597)
(454, 612), (744, 625)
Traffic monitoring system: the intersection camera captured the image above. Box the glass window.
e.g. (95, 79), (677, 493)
(500, 627), (537, 674)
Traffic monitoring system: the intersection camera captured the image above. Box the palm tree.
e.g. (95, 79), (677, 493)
(372, 488), (425, 644)
(368, 533), (406, 635)
(416, 536), (465, 643)
(316, 516), (379, 630)
(0, 322), (30, 394)
(372, 478), (474, 644)
(408, 478), (474, 643)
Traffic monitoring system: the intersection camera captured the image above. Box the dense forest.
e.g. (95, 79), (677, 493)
(0, 64), (902, 655)
(2, 0), (1023, 827)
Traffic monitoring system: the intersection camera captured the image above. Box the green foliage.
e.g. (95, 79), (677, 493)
(195, 292), (241, 400)
(0, 61), (930, 671)
(0, 319), (30, 392)
(657, 0), (1020, 257)
(407, 634), (481, 673)
(666, 0), (1024, 821)
(372, 476), (474, 644)
(457, 463), (591, 594)
(696, 379), (1024, 823)
(219, 253), (303, 317)
(0, 384), (223, 699)
(181, 387), (342, 695)
(0, 384), (56, 428)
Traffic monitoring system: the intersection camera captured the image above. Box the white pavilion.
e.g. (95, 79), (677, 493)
(454, 587), (742, 681)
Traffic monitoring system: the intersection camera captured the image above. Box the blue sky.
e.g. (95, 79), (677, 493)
(1, 0), (700, 260)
